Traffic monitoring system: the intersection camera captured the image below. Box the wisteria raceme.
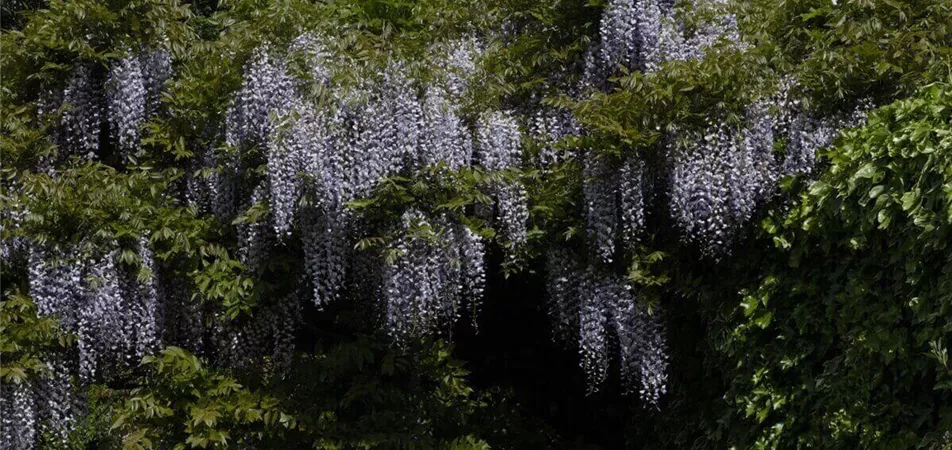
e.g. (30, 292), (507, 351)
(476, 112), (529, 247)
(657, 0), (745, 65)
(527, 107), (582, 169)
(583, 152), (620, 264)
(215, 286), (303, 369)
(667, 105), (782, 257)
(268, 99), (319, 237)
(139, 48), (173, 115)
(156, 268), (205, 353)
(560, 266), (669, 403)
(107, 53), (147, 153)
(288, 32), (333, 87)
(578, 271), (611, 392)
(781, 116), (838, 177)
(225, 48), (295, 150)
(128, 238), (162, 357)
(28, 247), (85, 331)
(545, 248), (582, 346)
(33, 90), (69, 174)
(762, 76), (866, 175)
(301, 206), (350, 307)
(0, 205), (28, 267)
(344, 86), (410, 198)
(383, 211), (445, 342)
(418, 89), (471, 170)
(0, 382), (36, 450)
(61, 64), (104, 159)
(304, 99), (346, 211)
(379, 66), (427, 169)
(634, 306), (668, 406)
(456, 224), (487, 327)
(476, 112), (522, 172)
(270, 287), (304, 368)
(28, 243), (164, 381)
(668, 125), (744, 256)
(619, 156), (647, 246)
(589, 0), (743, 84)
(780, 102), (871, 176)
(383, 210), (486, 343)
(79, 248), (129, 379)
(741, 103), (780, 203)
(662, 0), (744, 61)
(238, 184), (278, 274)
(209, 150), (242, 219)
(294, 109), (346, 306)
(348, 238), (387, 322)
(0, 359), (77, 450)
(439, 37), (482, 101)
(34, 360), (76, 446)
(220, 49), (296, 221)
(611, 284), (640, 392)
(611, 287), (668, 405)
(494, 182), (530, 247)
(598, 0), (667, 73)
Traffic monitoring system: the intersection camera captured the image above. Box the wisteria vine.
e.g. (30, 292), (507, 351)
(1, 0), (887, 445)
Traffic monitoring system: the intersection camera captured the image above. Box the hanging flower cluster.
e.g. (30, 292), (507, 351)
(140, 49), (173, 116)
(4, 239), (163, 449)
(668, 109), (778, 256)
(527, 106), (582, 169)
(33, 360), (76, 445)
(28, 240), (160, 381)
(619, 157), (647, 248)
(657, 0), (745, 65)
(545, 250), (668, 405)
(527, 0), (869, 406)
(0, 360), (76, 449)
(577, 150), (652, 267)
(3, 3), (887, 441)
(383, 210), (486, 343)
(591, 0), (740, 82)
(0, 204), (28, 267)
(577, 0), (746, 260)
(1, 383), (36, 450)
(106, 54), (147, 152)
(583, 153), (621, 264)
(667, 92), (871, 255)
(581, 2), (870, 258)
(598, 0), (669, 74)
(59, 49), (172, 162)
(476, 112), (528, 247)
(199, 33), (520, 331)
(60, 65), (104, 159)
(775, 84), (873, 177)
(141, 32), (531, 363)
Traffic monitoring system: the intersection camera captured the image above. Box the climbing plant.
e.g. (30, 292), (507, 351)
(2, 0), (952, 448)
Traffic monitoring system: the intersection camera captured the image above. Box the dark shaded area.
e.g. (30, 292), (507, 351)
(0, 0), (45, 30)
(448, 190), (737, 449)
(454, 250), (630, 449)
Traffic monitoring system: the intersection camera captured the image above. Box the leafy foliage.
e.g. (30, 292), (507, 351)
(0, 294), (72, 385)
(109, 338), (533, 449)
(111, 346), (288, 449)
(722, 81), (952, 450)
